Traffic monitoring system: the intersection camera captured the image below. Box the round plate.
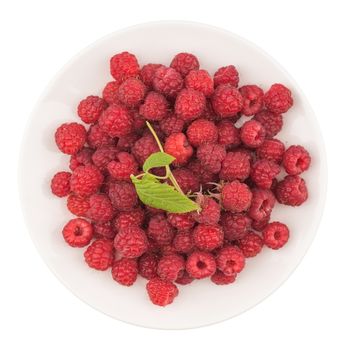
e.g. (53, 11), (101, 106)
(19, 21), (327, 329)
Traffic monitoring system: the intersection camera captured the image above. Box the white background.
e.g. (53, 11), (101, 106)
(0, 0), (349, 349)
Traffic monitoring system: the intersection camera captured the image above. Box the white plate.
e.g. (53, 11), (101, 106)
(18, 21), (327, 329)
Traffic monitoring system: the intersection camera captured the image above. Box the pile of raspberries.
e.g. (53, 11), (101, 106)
(51, 51), (311, 307)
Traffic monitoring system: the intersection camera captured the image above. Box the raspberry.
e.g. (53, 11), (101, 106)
(117, 133), (139, 151)
(152, 66), (183, 98)
(139, 92), (168, 121)
(193, 224), (224, 251)
(201, 100), (218, 121)
(157, 254), (185, 282)
(221, 212), (252, 240)
(51, 171), (71, 197)
(114, 207), (145, 231)
(282, 145), (311, 175)
(147, 214), (174, 246)
(172, 231), (194, 254)
(248, 188), (276, 221)
(219, 151), (251, 181)
(93, 221), (116, 239)
(117, 78), (146, 107)
(138, 253), (158, 279)
(240, 120), (266, 148)
(164, 133), (193, 166)
(250, 159), (281, 189)
(111, 258), (138, 286)
(167, 213), (195, 231)
(114, 226), (148, 258)
(172, 168), (200, 194)
(211, 84), (243, 118)
(99, 104), (134, 137)
(102, 81), (120, 104)
(186, 119), (218, 147)
(184, 69), (214, 97)
(237, 232), (264, 257)
(84, 239), (114, 270)
(175, 271), (194, 285)
(108, 181), (138, 211)
(62, 218), (93, 247)
(146, 277), (179, 307)
(140, 63), (164, 88)
(264, 83), (293, 114)
(213, 65), (239, 87)
(186, 251), (216, 279)
(254, 110), (283, 138)
(69, 147), (93, 171)
(132, 111), (147, 133)
(160, 244), (177, 256)
(55, 122), (86, 155)
(221, 181), (252, 212)
(70, 164), (103, 197)
(131, 134), (159, 164)
(275, 175), (308, 206)
(197, 143), (226, 174)
(86, 194), (114, 223)
(92, 146), (118, 170)
(67, 194), (90, 216)
(110, 51), (139, 83)
(239, 85), (264, 116)
(217, 120), (240, 148)
(257, 138), (285, 164)
(211, 271), (237, 285)
(77, 96), (107, 124)
(175, 88), (206, 121)
(187, 160), (217, 188)
(170, 52), (199, 77)
(87, 124), (115, 149)
(216, 246), (245, 275)
(192, 195), (221, 225)
(107, 152), (138, 181)
(251, 215), (270, 232)
(263, 222), (289, 249)
(159, 114), (185, 136)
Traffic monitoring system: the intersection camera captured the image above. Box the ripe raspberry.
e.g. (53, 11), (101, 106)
(251, 215), (270, 232)
(172, 168), (200, 194)
(140, 63), (164, 88)
(114, 226), (148, 258)
(170, 52), (199, 77)
(219, 151), (251, 181)
(138, 253), (158, 279)
(237, 232), (264, 257)
(62, 218), (93, 247)
(107, 152), (138, 181)
(93, 221), (116, 240)
(164, 133), (193, 166)
(187, 160), (217, 189)
(92, 146), (118, 170)
(139, 92), (168, 121)
(201, 100), (218, 121)
(185, 69), (214, 97)
(152, 66), (183, 98)
(264, 83), (293, 114)
(160, 244), (177, 256)
(110, 51), (139, 83)
(240, 120), (266, 148)
(117, 77), (146, 107)
(99, 104), (134, 137)
(108, 181), (138, 211)
(248, 188), (276, 221)
(117, 133), (139, 151)
(87, 124), (115, 149)
(172, 231), (194, 254)
(193, 224), (224, 251)
(213, 65), (239, 87)
(192, 195), (221, 225)
(102, 81), (120, 104)
(221, 181), (252, 212)
(157, 254), (185, 282)
(77, 96), (107, 124)
(257, 138), (285, 164)
(186, 119), (218, 147)
(282, 145), (311, 175)
(263, 222), (289, 249)
(250, 159), (281, 189)
(114, 207), (144, 231)
(211, 270), (237, 285)
(69, 147), (93, 171)
(146, 277), (179, 307)
(70, 164), (103, 197)
(159, 114), (185, 136)
(254, 110), (283, 138)
(275, 175), (308, 206)
(216, 246), (245, 275)
(84, 239), (114, 270)
(67, 194), (90, 216)
(55, 122), (86, 155)
(239, 85), (264, 116)
(86, 194), (114, 223)
(175, 88), (206, 121)
(186, 251), (216, 279)
(131, 134), (159, 164)
(217, 120), (240, 148)
(211, 84), (243, 118)
(51, 171), (71, 197)
(175, 271), (194, 285)
(197, 143), (226, 174)
(111, 258), (138, 286)
(221, 212), (252, 240)
(147, 214), (175, 246)
(167, 212), (195, 231)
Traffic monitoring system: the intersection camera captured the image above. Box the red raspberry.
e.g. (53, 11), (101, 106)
(164, 133), (193, 166)
(175, 88), (206, 121)
(221, 212), (252, 240)
(157, 254), (185, 282)
(114, 226), (148, 258)
(111, 258), (138, 286)
(172, 231), (194, 254)
(131, 111), (147, 133)
(275, 175), (308, 206)
(217, 120), (240, 148)
(240, 120), (266, 148)
(147, 214), (174, 246)
(55, 122), (86, 155)
(186, 119), (218, 147)
(167, 213), (195, 231)
(248, 188), (276, 221)
(140, 63), (164, 88)
(62, 218), (93, 247)
(138, 253), (158, 279)
(170, 52), (199, 77)
(117, 133), (139, 151)
(239, 85), (264, 116)
(159, 114), (185, 136)
(213, 65), (239, 87)
(51, 171), (71, 197)
(67, 194), (90, 217)
(70, 165), (103, 197)
(87, 124), (115, 149)
(237, 232), (264, 257)
(146, 277), (179, 307)
(172, 168), (200, 194)
(257, 138), (285, 164)
(139, 92), (168, 121)
(175, 271), (194, 285)
(92, 146), (118, 170)
(114, 207), (145, 231)
(77, 96), (107, 124)
(263, 222), (289, 249)
(187, 160), (218, 189)
(160, 244), (178, 256)
(86, 194), (114, 223)
(264, 83), (293, 114)
(197, 143), (226, 174)
(186, 251), (216, 279)
(99, 104), (134, 137)
(251, 215), (270, 232)
(102, 81), (120, 104)
(131, 134), (159, 164)
(201, 100), (218, 121)
(93, 221), (116, 240)
(110, 51), (139, 83)
(117, 77), (146, 107)
(250, 159), (281, 189)
(219, 151), (251, 181)
(254, 110), (283, 138)
(192, 195), (221, 225)
(211, 270), (237, 285)
(84, 239), (114, 270)
(152, 66), (183, 98)
(108, 181), (138, 211)
(216, 246), (245, 275)
(211, 84), (243, 118)
(69, 147), (93, 171)
(185, 69), (214, 97)
(221, 181), (252, 212)
(107, 152), (138, 181)
(282, 145), (311, 175)
(193, 224), (224, 251)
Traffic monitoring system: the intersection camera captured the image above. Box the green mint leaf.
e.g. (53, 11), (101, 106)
(143, 152), (175, 173)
